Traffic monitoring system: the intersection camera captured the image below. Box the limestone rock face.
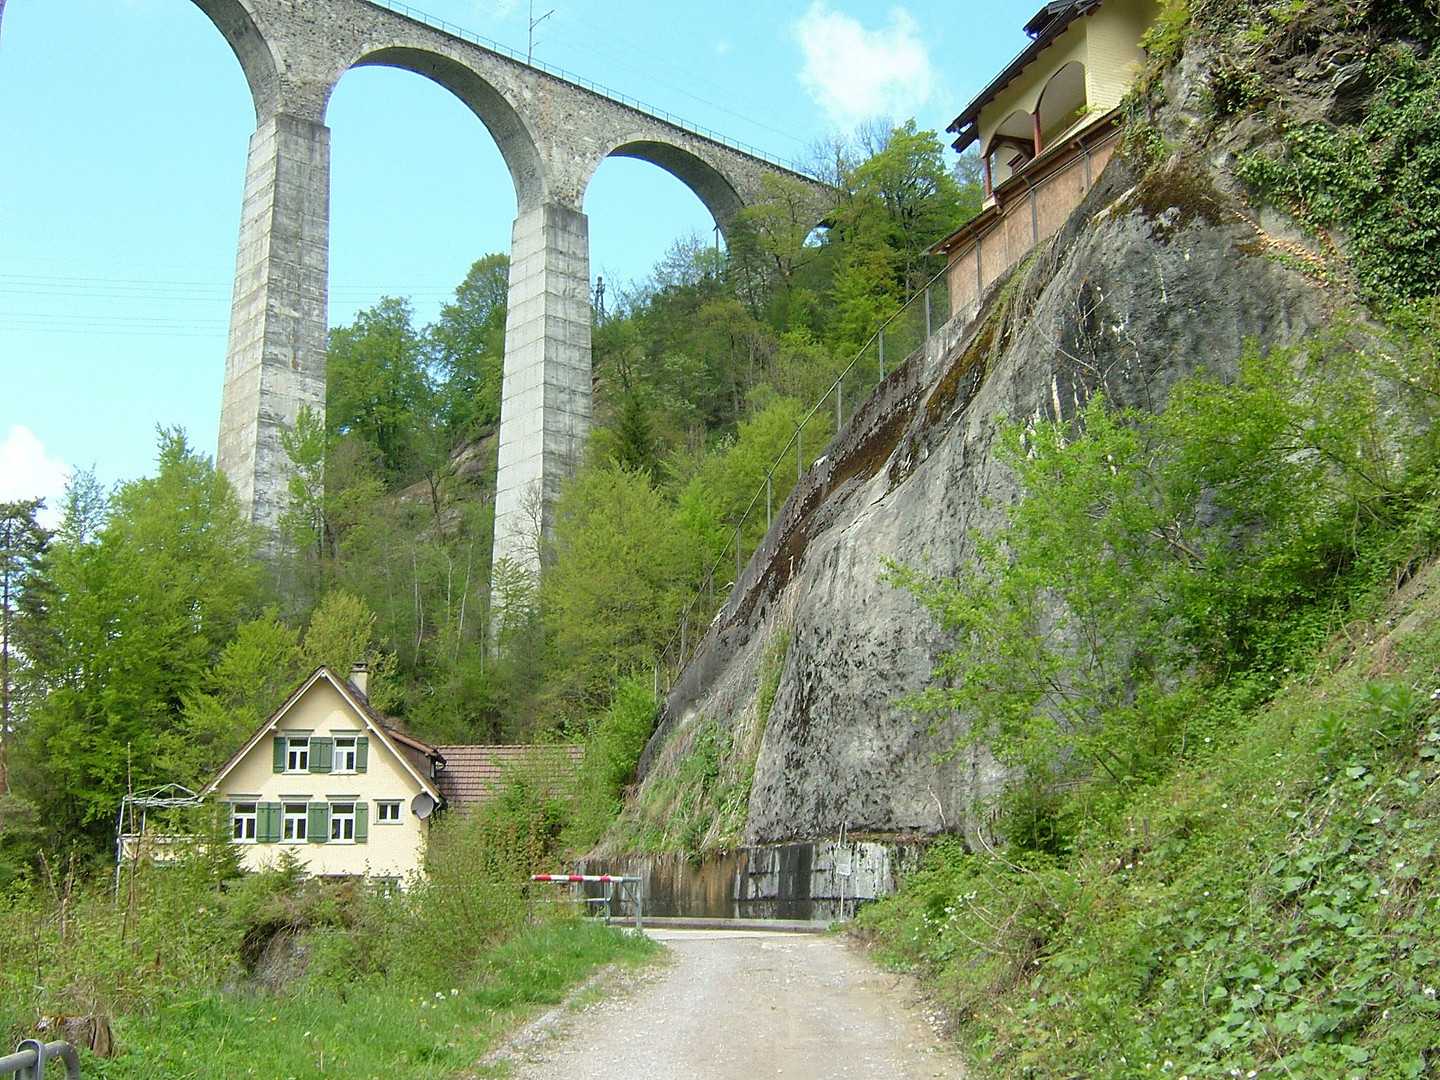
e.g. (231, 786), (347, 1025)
(638, 132), (1340, 845)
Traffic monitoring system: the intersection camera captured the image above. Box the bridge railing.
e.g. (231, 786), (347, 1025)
(369, 1), (810, 175)
(655, 265), (953, 683)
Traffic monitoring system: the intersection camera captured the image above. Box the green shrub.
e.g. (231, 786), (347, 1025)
(1236, 46), (1440, 307)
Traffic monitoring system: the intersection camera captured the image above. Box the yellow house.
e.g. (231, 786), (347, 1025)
(204, 665), (444, 883)
(934, 0), (1160, 315)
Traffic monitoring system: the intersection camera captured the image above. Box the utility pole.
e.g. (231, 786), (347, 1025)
(527, 0), (554, 64)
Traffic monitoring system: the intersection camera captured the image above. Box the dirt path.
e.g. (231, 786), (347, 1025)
(484, 928), (968, 1079)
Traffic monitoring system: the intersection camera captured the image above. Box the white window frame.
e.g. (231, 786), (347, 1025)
(282, 802), (308, 842)
(285, 736), (310, 774)
(330, 802), (356, 843)
(333, 735), (358, 774)
(375, 800), (402, 824)
(232, 802), (258, 842)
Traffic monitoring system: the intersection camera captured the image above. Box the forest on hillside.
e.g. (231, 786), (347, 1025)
(0, 120), (981, 870)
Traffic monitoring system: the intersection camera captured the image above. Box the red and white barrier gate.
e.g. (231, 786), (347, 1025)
(531, 874), (644, 933)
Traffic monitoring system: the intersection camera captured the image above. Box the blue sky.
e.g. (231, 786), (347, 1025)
(0, 0), (1038, 521)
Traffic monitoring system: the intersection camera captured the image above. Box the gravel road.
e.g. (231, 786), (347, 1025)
(484, 928), (968, 1079)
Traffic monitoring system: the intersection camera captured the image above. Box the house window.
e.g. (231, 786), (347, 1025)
(232, 802), (257, 842)
(334, 736), (357, 773)
(282, 802), (308, 841)
(376, 800), (402, 824)
(330, 802), (356, 842)
(285, 736), (310, 773)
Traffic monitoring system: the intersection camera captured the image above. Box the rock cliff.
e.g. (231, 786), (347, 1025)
(633, 42), (1358, 846)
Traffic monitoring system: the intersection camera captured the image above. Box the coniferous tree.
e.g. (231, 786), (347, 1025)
(0, 499), (49, 823)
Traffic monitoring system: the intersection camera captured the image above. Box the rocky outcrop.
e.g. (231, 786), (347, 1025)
(636, 52), (1346, 846)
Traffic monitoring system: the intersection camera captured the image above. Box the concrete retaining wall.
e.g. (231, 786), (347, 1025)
(579, 838), (929, 922)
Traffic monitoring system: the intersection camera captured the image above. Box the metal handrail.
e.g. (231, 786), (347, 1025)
(655, 262), (953, 680)
(0, 1041), (81, 1080)
(364, 0), (813, 177)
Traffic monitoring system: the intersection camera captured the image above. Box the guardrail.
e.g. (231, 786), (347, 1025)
(367, 1), (811, 176)
(0, 1041), (80, 1080)
(656, 264), (953, 681)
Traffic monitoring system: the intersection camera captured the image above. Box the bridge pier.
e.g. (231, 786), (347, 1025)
(217, 111), (330, 533)
(492, 201), (593, 577)
(176, 0), (824, 583)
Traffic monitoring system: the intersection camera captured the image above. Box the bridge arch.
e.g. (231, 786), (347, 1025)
(187, 0), (281, 122)
(593, 138), (746, 232)
(168, 0), (830, 579)
(347, 46), (547, 212)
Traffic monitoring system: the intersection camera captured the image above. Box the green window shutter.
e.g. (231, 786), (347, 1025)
(354, 802), (369, 844)
(272, 736), (285, 772)
(309, 737), (333, 773)
(308, 802), (329, 843)
(258, 802), (282, 843)
(355, 736), (369, 773)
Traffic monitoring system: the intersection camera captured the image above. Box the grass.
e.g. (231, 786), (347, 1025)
(853, 561), (1440, 1079)
(85, 921), (657, 1080)
(0, 791), (661, 1080)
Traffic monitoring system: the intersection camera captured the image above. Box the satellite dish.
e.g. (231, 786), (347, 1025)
(411, 792), (436, 820)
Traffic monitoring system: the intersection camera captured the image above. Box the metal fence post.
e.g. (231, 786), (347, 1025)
(766, 474), (773, 528)
(735, 527), (743, 585)
(797, 427), (803, 482)
(925, 286), (933, 340)
(836, 378), (843, 430)
(878, 328), (885, 379)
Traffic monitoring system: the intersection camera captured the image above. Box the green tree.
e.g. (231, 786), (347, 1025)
(541, 464), (691, 712)
(429, 253), (509, 443)
(893, 341), (1409, 791)
(846, 120), (969, 292)
(164, 611), (306, 785)
(14, 431), (262, 852)
(0, 499), (49, 819)
(303, 589), (379, 677)
(327, 296), (434, 482)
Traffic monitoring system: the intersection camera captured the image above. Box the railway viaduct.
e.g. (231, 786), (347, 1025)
(20, 0), (823, 579)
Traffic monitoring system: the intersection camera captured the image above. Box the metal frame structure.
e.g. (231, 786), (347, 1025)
(0, 1040), (80, 1080)
(532, 874), (644, 933)
(113, 783), (204, 896)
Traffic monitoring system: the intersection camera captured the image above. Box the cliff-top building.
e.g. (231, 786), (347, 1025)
(933, 0), (1161, 317)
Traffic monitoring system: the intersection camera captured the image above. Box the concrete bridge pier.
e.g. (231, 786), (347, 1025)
(492, 200), (592, 575)
(217, 110), (330, 533)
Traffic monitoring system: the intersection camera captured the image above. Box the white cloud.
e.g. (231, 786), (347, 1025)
(794, 3), (935, 129)
(476, 0), (520, 20)
(0, 426), (70, 527)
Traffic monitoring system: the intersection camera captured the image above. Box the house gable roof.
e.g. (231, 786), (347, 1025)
(203, 666), (444, 805)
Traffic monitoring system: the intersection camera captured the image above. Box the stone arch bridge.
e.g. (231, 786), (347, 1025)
(70, 0), (826, 575)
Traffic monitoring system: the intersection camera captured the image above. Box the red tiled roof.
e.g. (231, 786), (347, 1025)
(432, 744), (584, 808)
